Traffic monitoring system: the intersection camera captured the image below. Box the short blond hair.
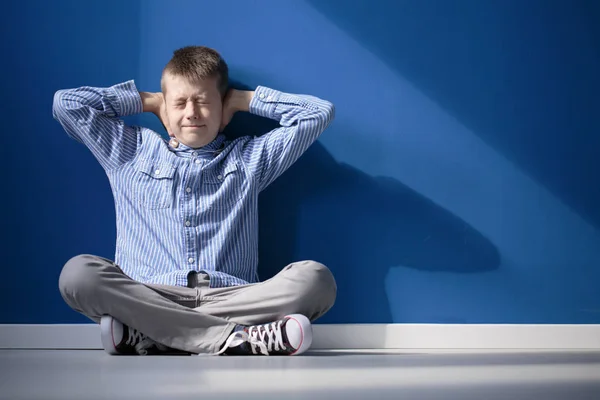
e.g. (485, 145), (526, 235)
(161, 46), (229, 97)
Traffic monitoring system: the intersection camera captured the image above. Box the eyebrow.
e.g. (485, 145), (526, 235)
(173, 94), (208, 102)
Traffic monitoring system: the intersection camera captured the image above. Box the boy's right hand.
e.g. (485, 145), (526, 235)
(140, 91), (171, 135)
(156, 93), (172, 136)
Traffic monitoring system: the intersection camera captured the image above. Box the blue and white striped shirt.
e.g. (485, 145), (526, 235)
(52, 80), (334, 288)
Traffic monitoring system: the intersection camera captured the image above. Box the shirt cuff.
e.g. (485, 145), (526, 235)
(110, 80), (143, 117)
(249, 86), (280, 119)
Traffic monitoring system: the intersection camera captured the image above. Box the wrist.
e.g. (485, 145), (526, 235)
(140, 91), (160, 114)
(231, 90), (254, 113)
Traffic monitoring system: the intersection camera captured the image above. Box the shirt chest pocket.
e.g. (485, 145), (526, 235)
(132, 159), (177, 209)
(202, 163), (244, 210)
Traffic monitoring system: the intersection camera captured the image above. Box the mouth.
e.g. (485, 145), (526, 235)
(182, 125), (205, 128)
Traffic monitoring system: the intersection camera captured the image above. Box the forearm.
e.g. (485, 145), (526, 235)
(249, 86), (334, 130)
(52, 80), (142, 170)
(53, 81), (143, 120)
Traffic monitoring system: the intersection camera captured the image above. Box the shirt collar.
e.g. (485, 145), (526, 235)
(167, 134), (227, 159)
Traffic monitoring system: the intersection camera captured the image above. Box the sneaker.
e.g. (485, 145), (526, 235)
(218, 314), (313, 356)
(100, 315), (170, 355)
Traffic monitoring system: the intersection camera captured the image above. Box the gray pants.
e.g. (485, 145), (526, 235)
(58, 255), (337, 354)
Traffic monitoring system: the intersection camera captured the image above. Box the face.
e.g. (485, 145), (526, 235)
(162, 73), (223, 148)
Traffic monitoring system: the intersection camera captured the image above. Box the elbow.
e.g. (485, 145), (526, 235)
(319, 100), (335, 127)
(52, 90), (67, 121)
(52, 88), (81, 122)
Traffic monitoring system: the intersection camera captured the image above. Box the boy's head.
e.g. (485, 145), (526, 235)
(160, 46), (229, 148)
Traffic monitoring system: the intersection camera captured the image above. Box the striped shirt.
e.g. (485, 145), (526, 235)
(52, 80), (334, 287)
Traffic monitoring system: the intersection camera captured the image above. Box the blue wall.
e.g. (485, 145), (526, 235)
(2, 0), (599, 324)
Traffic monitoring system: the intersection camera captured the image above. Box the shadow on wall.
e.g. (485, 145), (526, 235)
(305, 0), (600, 231)
(224, 79), (501, 324)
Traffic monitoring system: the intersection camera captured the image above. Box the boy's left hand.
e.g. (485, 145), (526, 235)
(220, 89), (255, 132)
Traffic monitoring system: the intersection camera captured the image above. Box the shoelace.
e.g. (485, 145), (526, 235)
(125, 328), (145, 347)
(125, 328), (168, 355)
(214, 320), (285, 356)
(248, 320), (285, 354)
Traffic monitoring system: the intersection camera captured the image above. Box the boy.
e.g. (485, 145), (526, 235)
(53, 46), (336, 356)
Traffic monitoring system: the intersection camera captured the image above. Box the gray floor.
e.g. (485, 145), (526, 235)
(1, 349), (600, 400)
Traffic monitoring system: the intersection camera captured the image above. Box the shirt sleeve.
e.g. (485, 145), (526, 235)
(240, 86), (335, 191)
(52, 80), (143, 171)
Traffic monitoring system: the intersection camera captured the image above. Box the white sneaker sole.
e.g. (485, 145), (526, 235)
(100, 316), (120, 355)
(285, 314), (313, 355)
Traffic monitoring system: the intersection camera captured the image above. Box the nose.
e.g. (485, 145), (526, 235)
(185, 101), (199, 120)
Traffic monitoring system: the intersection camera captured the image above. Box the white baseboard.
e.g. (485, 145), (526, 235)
(1, 324), (599, 350)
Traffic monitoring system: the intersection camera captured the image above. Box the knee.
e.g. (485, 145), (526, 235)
(302, 260), (337, 298)
(58, 254), (108, 304)
(288, 260), (337, 317)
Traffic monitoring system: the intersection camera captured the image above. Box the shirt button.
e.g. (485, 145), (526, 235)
(192, 152), (197, 156)
(217, 175), (223, 180)
(154, 169), (160, 175)
(259, 93), (265, 99)
(186, 187), (192, 193)
(188, 258), (195, 264)
(195, 159), (201, 164)
(185, 220), (191, 226)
